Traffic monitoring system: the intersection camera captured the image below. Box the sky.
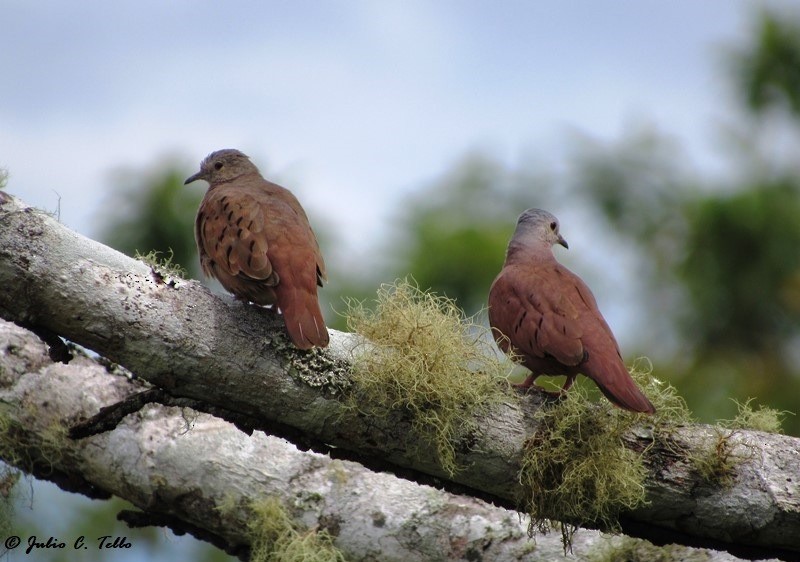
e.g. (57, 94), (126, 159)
(3, 0), (789, 255)
(1, 1), (796, 560)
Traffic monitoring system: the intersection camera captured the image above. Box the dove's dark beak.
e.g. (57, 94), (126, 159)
(558, 235), (569, 249)
(184, 171), (204, 185)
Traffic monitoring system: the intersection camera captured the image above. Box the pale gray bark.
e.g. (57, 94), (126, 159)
(0, 193), (798, 560)
(0, 319), (769, 562)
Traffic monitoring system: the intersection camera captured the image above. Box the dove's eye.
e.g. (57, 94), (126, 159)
(214, 162), (224, 171)
(550, 221), (557, 231)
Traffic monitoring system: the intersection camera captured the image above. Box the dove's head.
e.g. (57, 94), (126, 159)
(511, 208), (569, 251)
(185, 149), (259, 186)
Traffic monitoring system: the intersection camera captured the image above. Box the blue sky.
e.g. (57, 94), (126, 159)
(1, 2), (796, 560)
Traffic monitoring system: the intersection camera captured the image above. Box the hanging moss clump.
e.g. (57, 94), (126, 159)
(518, 360), (692, 550)
(343, 279), (513, 475)
(689, 398), (790, 486)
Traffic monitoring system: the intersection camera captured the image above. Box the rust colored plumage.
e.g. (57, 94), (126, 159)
(488, 208), (655, 414)
(185, 149), (329, 349)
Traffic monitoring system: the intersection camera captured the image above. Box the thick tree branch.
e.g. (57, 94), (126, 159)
(0, 319), (538, 560)
(1, 194), (798, 559)
(0, 319), (768, 562)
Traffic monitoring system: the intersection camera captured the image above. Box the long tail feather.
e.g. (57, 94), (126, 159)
(589, 359), (655, 414)
(277, 286), (329, 349)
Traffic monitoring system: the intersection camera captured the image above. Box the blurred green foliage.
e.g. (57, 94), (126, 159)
(680, 180), (800, 354)
(583, 11), (800, 432)
(96, 160), (203, 280)
(571, 131), (800, 429)
(390, 152), (550, 314)
(735, 11), (800, 116)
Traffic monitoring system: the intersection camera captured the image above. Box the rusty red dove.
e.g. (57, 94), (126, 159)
(185, 149), (329, 350)
(488, 208), (655, 414)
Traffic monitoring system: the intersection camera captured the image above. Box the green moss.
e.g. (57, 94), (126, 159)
(589, 536), (713, 562)
(518, 383), (648, 549)
(327, 461), (349, 486)
(690, 428), (754, 486)
(0, 412), (56, 537)
(0, 466), (20, 539)
(688, 398), (789, 486)
(720, 397), (791, 434)
(233, 496), (347, 562)
(518, 360), (693, 551)
(0, 409), (66, 475)
(512, 540), (537, 557)
(0, 169), (8, 189)
(134, 248), (187, 279)
(342, 279), (513, 475)
(39, 422), (68, 468)
(628, 358), (693, 426)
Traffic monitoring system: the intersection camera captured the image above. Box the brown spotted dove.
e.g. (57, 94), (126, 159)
(488, 208), (655, 414)
(185, 149), (329, 349)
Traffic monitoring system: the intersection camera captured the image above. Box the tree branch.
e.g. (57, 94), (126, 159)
(1, 194), (798, 560)
(0, 317), (699, 562)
